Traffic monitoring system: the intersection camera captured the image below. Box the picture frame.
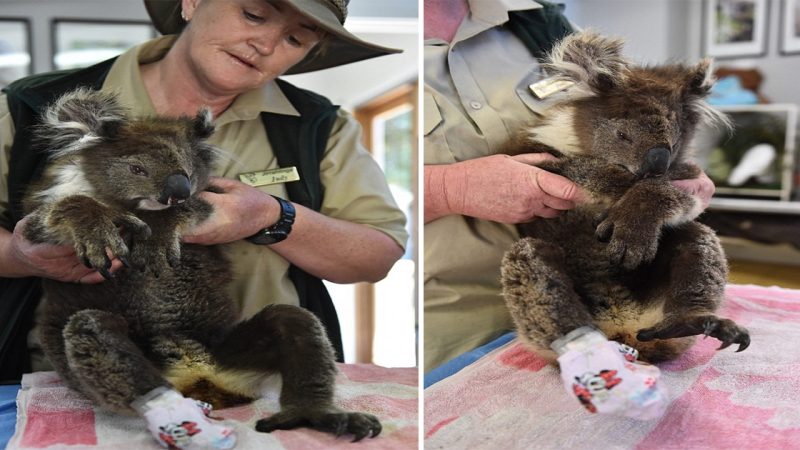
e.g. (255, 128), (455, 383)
(703, 0), (769, 59)
(780, 0), (800, 55)
(51, 19), (156, 71)
(0, 18), (32, 89)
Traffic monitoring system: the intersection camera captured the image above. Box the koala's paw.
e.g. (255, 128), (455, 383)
(129, 232), (181, 277)
(637, 315), (750, 352)
(255, 409), (382, 442)
(595, 211), (660, 270)
(74, 213), (150, 279)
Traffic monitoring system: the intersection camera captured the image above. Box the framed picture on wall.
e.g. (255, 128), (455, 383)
(780, 0), (800, 55)
(703, 0), (769, 58)
(52, 19), (155, 70)
(0, 18), (32, 89)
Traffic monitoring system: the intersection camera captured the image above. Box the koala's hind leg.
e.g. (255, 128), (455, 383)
(62, 309), (169, 413)
(501, 237), (595, 359)
(211, 305), (381, 441)
(636, 222), (750, 354)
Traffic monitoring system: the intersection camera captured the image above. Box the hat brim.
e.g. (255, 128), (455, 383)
(143, 0), (402, 75)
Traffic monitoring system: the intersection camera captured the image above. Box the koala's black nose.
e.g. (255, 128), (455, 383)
(641, 146), (671, 178)
(161, 173), (191, 206)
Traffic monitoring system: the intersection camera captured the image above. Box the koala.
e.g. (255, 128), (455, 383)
(22, 89), (381, 440)
(500, 32), (750, 363)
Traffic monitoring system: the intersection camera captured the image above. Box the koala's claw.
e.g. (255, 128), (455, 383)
(599, 216), (660, 270)
(638, 315), (750, 353)
(594, 219), (614, 243)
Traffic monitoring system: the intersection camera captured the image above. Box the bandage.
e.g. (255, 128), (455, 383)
(551, 327), (668, 420)
(132, 387), (236, 450)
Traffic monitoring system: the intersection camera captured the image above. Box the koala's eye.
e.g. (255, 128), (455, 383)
(616, 130), (632, 143)
(129, 165), (149, 176)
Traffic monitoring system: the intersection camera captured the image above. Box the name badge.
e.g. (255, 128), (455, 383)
(238, 167), (300, 187)
(529, 78), (575, 99)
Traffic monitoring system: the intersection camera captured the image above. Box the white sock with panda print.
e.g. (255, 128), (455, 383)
(132, 387), (236, 450)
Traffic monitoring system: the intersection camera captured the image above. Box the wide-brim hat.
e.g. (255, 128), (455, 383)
(143, 0), (402, 75)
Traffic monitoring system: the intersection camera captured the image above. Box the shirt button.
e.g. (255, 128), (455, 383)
(469, 101), (482, 110)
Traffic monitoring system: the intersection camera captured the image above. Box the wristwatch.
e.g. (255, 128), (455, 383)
(246, 195), (295, 245)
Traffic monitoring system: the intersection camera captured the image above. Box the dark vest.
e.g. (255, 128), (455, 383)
(506, 1), (574, 61)
(0, 58), (343, 382)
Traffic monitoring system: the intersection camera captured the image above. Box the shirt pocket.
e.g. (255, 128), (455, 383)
(515, 68), (551, 117)
(423, 92), (456, 164)
(424, 91), (443, 136)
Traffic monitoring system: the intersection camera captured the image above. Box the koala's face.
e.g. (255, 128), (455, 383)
(35, 89), (218, 211)
(577, 90), (685, 179)
(536, 32), (727, 178)
(82, 115), (217, 211)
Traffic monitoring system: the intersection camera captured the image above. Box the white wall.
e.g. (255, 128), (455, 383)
(284, 22), (418, 109)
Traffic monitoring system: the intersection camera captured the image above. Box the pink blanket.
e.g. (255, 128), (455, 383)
(8, 364), (418, 450)
(425, 284), (800, 449)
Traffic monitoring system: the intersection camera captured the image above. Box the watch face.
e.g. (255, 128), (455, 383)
(249, 229), (288, 245)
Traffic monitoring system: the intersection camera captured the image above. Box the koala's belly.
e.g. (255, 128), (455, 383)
(42, 245), (236, 342)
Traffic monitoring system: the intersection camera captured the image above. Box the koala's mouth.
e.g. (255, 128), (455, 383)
(136, 173), (193, 210)
(136, 197), (177, 211)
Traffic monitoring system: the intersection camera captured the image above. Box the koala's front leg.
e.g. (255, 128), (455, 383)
(595, 178), (702, 270)
(130, 197), (212, 274)
(24, 195), (151, 278)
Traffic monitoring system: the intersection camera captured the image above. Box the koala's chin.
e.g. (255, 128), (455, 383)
(500, 31), (749, 365)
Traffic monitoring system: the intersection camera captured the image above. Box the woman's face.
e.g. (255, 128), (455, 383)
(181, 0), (322, 94)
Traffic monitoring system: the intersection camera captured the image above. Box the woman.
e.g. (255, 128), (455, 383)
(0, 0), (407, 388)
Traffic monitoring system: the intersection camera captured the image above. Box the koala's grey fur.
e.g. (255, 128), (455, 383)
(500, 32), (750, 363)
(23, 89), (381, 440)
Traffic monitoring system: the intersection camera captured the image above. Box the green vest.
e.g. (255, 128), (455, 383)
(0, 58), (343, 381)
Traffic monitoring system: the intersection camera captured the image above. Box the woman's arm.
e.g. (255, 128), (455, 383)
(181, 177), (403, 284)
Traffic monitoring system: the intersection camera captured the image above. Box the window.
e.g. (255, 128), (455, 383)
(353, 83), (418, 367)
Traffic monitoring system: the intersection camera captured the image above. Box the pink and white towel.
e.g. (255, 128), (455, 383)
(425, 284), (800, 449)
(8, 364), (418, 450)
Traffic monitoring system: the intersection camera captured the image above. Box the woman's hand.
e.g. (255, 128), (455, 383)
(1, 217), (122, 283)
(181, 177), (280, 245)
(425, 153), (584, 223)
(671, 171), (715, 209)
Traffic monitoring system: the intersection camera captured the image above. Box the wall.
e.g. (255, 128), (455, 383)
(284, 22), (418, 109)
(561, 0), (800, 107)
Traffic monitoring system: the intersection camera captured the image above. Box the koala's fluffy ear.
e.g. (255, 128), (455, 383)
(544, 31), (630, 95)
(40, 88), (126, 158)
(683, 58), (731, 129)
(685, 58), (715, 98)
(192, 108), (215, 140)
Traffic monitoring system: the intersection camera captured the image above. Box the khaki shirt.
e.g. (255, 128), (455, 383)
(424, 0), (551, 370)
(1, 36), (407, 321)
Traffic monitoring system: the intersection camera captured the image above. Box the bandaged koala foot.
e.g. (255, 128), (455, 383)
(551, 327), (668, 420)
(132, 387), (236, 450)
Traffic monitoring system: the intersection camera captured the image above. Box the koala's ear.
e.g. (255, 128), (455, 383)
(40, 88), (126, 157)
(685, 58), (715, 98)
(544, 31), (630, 95)
(192, 108), (215, 140)
(683, 58), (731, 129)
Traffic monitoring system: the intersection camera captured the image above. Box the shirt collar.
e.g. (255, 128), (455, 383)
(469, 0), (543, 26)
(102, 35), (300, 123)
